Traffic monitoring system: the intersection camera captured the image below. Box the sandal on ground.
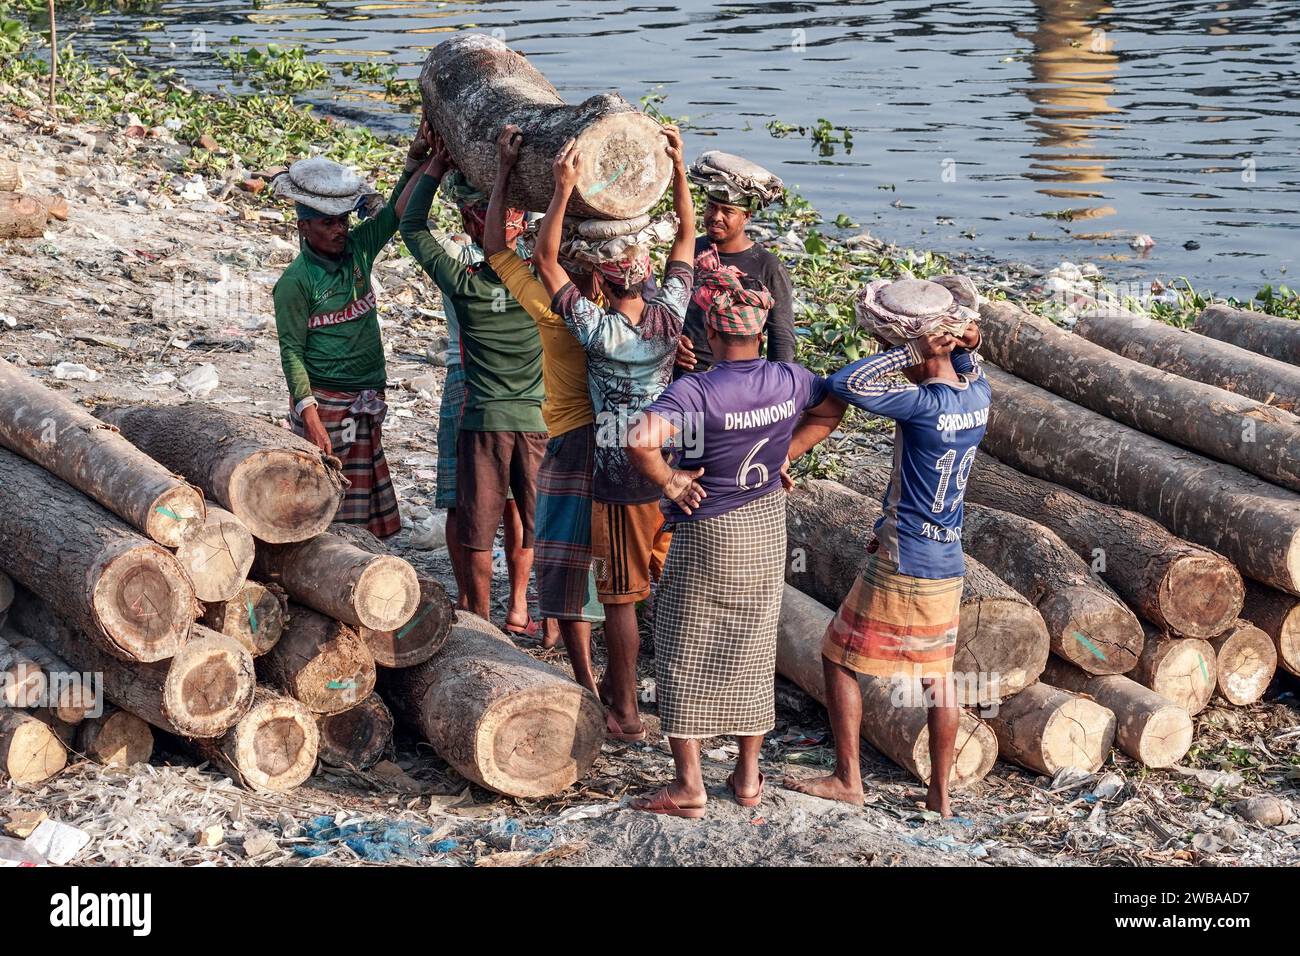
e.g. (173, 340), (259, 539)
(631, 787), (706, 819)
(727, 771), (766, 808)
(502, 614), (541, 638)
(605, 709), (647, 743)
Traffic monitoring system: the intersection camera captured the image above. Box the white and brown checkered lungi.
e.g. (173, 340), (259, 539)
(653, 488), (787, 739)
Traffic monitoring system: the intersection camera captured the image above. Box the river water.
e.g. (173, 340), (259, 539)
(62, 0), (1300, 297)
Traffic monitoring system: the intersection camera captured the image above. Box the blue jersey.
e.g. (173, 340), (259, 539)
(826, 344), (991, 578)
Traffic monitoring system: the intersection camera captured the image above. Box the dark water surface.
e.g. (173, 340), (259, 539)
(68, 0), (1300, 296)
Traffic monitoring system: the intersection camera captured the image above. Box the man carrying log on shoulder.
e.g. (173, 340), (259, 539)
(271, 135), (427, 538)
(399, 123), (546, 637)
(782, 276), (988, 818)
(623, 262), (830, 818)
(481, 123), (607, 696)
(675, 151), (796, 375)
(532, 125), (696, 742)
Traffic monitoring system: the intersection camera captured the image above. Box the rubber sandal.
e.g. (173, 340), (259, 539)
(727, 771), (765, 808)
(503, 614), (541, 638)
(631, 787), (706, 819)
(605, 709), (647, 743)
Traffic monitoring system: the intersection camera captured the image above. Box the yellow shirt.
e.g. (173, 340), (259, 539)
(489, 249), (595, 436)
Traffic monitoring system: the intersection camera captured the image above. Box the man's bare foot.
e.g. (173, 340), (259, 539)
(925, 789), (952, 818)
(541, 617), (561, 649)
(783, 773), (865, 805)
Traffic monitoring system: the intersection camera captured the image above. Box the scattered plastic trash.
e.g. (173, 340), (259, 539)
(408, 509), (447, 551)
(486, 816), (554, 851)
(0, 835), (47, 867)
(1130, 233), (1156, 250)
(53, 361), (101, 382)
(178, 363), (220, 398)
(554, 803), (621, 825)
(25, 819), (90, 865)
(145, 370), (176, 387)
(1174, 765), (1244, 793)
(294, 815), (441, 863)
(0, 313), (15, 328)
(902, 834), (988, 859)
(1091, 772), (1124, 801)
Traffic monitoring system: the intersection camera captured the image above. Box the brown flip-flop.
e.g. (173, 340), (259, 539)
(605, 709), (647, 743)
(727, 771), (766, 808)
(632, 787), (706, 819)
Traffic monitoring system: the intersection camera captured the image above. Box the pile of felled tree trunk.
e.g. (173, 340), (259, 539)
(0, 358), (602, 796)
(780, 300), (1299, 788)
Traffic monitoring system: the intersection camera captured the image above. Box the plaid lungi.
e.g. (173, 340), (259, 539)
(291, 388), (400, 539)
(653, 489), (786, 739)
(435, 364), (466, 510)
(535, 424), (604, 623)
(822, 550), (962, 680)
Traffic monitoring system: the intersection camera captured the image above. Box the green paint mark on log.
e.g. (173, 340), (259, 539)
(246, 598), (258, 634)
(396, 606), (430, 640)
(1073, 631), (1107, 662)
(585, 161), (627, 197)
(156, 506), (180, 519)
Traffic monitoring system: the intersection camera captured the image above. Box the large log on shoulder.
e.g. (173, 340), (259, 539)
(963, 453), (1242, 638)
(785, 479), (1049, 705)
(776, 585), (997, 789)
(419, 34), (672, 219)
(0, 447), (197, 662)
(848, 461), (1142, 674)
(94, 403), (345, 544)
(1239, 581), (1300, 677)
(1195, 304), (1300, 366)
(0, 357), (206, 545)
(981, 364), (1300, 596)
(379, 611), (605, 799)
(986, 682), (1116, 776)
(1074, 308), (1300, 413)
(978, 301), (1300, 492)
(10, 589), (255, 739)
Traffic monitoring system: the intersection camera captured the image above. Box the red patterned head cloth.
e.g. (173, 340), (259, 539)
(697, 266), (774, 335)
(458, 203), (526, 244)
(596, 252), (653, 288)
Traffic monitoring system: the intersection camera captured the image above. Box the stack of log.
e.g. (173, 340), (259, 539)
(0, 359), (603, 797)
(781, 300), (1299, 786)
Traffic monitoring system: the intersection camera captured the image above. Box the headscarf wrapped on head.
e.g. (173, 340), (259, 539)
(440, 170), (525, 242)
(596, 253), (653, 288)
(854, 275), (980, 346)
(695, 259), (774, 336)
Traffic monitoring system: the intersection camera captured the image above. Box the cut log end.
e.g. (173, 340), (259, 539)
(163, 628), (257, 738)
(0, 711), (67, 783)
(354, 555), (422, 632)
(200, 581), (285, 657)
(175, 506), (255, 603)
(909, 713), (999, 790)
(990, 683), (1117, 775)
(573, 111), (675, 220)
(316, 693), (393, 769)
(229, 449), (343, 544)
(360, 575), (454, 668)
(79, 708), (153, 768)
(1160, 555), (1245, 638)
(143, 486), (207, 547)
(234, 697), (319, 791)
(474, 689), (606, 798)
(953, 597), (1049, 705)
(1210, 622), (1277, 706)
(1139, 636), (1217, 716)
(1135, 705), (1195, 769)
(91, 546), (195, 662)
(1043, 586), (1143, 675)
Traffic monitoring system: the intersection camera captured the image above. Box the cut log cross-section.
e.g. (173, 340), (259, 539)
(848, 461), (1142, 674)
(1208, 620), (1277, 706)
(785, 479), (1049, 705)
(76, 705), (154, 768)
(0, 631), (46, 710)
(1195, 304), (1300, 366)
(0, 447), (197, 662)
(776, 586), (997, 789)
(1, 630), (101, 723)
(11, 590), (255, 738)
(257, 604), (377, 715)
(380, 612), (605, 798)
(1041, 659), (1193, 768)
(254, 531), (420, 632)
(987, 682), (1117, 775)
(194, 689), (319, 792)
(1239, 581), (1300, 677)
(94, 403), (345, 544)
(0, 193), (51, 239)
(0, 356), (206, 545)
(980, 364), (1300, 596)
(315, 692), (394, 770)
(963, 453), (1243, 637)
(175, 506), (255, 603)
(200, 581), (286, 658)
(419, 34), (673, 220)
(0, 710), (67, 784)
(1133, 629), (1217, 716)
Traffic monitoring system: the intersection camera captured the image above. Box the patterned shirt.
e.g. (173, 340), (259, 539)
(826, 345), (991, 578)
(553, 260), (693, 503)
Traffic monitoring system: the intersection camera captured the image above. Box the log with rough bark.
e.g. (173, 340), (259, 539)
(1208, 620), (1277, 706)
(200, 581), (286, 657)
(2, 630), (100, 723)
(10, 590), (255, 738)
(785, 479), (1049, 705)
(978, 301), (1300, 492)
(1133, 628), (1216, 716)
(0, 570), (14, 616)
(194, 689), (319, 792)
(1238, 581), (1300, 677)
(0, 357), (206, 546)
(315, 692), (393, 770)
(256, 604), (376, 715)
(0, 447), (197, 662)
(1074, 308), (1300, 413)
(986, 682), (1117, 775)
(175, 506), (255, 603)
(254, 531), (420, 632)
(963, 452), (1243, 637)
(325, 525), (455, 667)
(776, 585), (998, 788)
(848, 461), (1142, 674)
(419, 34), (673, 220)
(1195, 304), (1300, 366)
(0, 631), (46, 710)
(94, 402), (345, 544)
(1041, 659), (1193, 768)
(981, 364), (1300, 596)
(380, 611), (605, 798)
(76, 705), (154, 768)
(0, 710), (66, 783)
(0, 193), (50, 239)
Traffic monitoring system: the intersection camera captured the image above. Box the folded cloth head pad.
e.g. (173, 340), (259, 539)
(688, 150), (784, 212)
(558, 213), (679, 282)
(273, 157), (379, 217)
(854, 275), (981, 346)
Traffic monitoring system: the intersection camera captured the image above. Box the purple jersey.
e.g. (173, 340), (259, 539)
(647, 358), (829, 521)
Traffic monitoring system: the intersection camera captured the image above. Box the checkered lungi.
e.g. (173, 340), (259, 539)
(435, 363), (466, 510)
(535, 424), (604, 623)
(291, 388), (400, 539)
(653, 488), (786, 738)
(821, 549), (962, 680)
